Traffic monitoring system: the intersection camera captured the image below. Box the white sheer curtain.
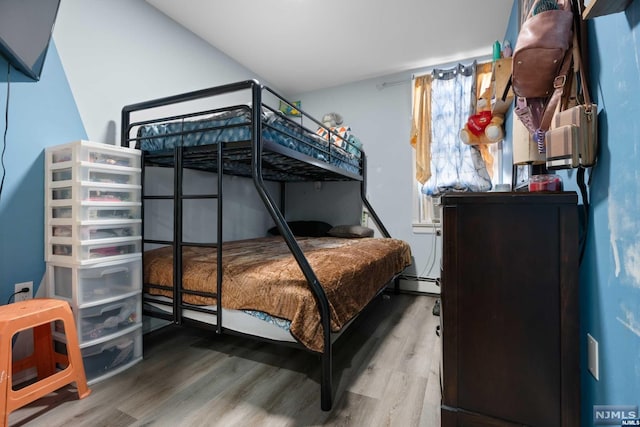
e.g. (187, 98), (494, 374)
(420, 63), (492, 196)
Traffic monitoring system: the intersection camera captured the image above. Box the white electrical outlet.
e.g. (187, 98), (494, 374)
(587, 333), (599, 381)
(14, 281), (33, 302)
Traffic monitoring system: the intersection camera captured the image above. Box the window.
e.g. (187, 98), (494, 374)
(411, 61), (503, 228)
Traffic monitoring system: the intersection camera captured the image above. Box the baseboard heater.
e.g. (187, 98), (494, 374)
(398, 276), (440, 295)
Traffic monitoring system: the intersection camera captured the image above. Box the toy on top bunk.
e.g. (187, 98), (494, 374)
(322, 112), (343, 128)
(459, 88), (505, 146)
(315, 112), (363, 157)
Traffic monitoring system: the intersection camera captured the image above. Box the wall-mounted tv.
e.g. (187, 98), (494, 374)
(0, 0), (61, 81)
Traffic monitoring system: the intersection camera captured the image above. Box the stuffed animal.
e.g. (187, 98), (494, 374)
(459, 90), (505, 146)
(322, 112), (343, 128)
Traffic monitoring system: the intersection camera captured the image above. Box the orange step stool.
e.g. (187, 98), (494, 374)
(0, 298), (91, 426)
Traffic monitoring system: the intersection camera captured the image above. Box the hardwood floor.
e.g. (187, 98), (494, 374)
(9, 294), (442, 427)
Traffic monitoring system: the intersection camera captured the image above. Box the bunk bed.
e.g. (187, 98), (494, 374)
(120, 79), (412, 411)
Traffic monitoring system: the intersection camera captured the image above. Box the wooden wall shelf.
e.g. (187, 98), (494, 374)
(583, 0), (633, 19)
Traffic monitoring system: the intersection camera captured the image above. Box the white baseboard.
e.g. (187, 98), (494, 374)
(398, 278), (440, 295)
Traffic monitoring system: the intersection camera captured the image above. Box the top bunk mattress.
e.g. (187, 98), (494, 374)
(136, 107), (362, 176)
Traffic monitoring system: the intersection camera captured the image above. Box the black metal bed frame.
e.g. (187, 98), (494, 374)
(121, 79), (397, 411)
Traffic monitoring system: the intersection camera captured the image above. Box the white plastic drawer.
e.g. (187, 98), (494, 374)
(54, 325), (142, 384)
(85, 205), (142, 221)
(49, 183), (140, 204)
(81, 326), (142, 383)
(50, 186), (72, 201)
(49, 164), (140, 186)
(47, 258), (142, 305)
(55, 293), (141, 343)
(47, 236), (141, 264)
(50, 224), (73, 237)
(80, 165), (140, 186)
(46, 140), (140, 168)
(51, 168), (73, 182)
(48, 204), (141, 222)
(49, 221), (141, 241)
(50, 206), (74, 219)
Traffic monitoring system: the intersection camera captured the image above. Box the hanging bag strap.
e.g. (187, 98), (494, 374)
(566, 0), (593, 265)
(538, 41), (575, 131)
(571, 0), (592, 108)
(539, 0), (582, 131)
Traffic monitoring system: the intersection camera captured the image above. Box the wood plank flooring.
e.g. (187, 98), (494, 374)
(9, 293), (441, 427)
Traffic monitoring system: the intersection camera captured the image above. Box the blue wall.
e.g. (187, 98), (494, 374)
(575, 2), (640, 421)
(506, 1), (640, 420)
(0, 41), (87, 303)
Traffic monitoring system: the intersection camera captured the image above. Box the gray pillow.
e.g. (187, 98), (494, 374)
(328, 225), (374, 238)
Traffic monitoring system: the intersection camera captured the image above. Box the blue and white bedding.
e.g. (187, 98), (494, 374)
(144, 295), (296, 343)
(137, 107), (362, 175)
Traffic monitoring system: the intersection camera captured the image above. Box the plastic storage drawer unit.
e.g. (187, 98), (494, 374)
(46, 139), (143, 384)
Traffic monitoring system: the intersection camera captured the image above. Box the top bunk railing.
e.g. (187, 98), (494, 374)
(121, 80), (364, 182)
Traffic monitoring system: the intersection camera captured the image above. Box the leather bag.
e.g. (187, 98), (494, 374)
(512, 1), (574, 98)
(511, 0), (576, 152)
(546, 30), (597, 169)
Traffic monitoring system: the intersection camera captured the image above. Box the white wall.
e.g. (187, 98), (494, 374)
(292, 72), (442, 281)
(54, 0), (273, 145)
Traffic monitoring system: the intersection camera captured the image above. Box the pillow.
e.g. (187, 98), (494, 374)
(315, 125), (351, 149)
(346, 135), (363, 157)
(327, 225), (374, 238)
(268, 220), (333, 237)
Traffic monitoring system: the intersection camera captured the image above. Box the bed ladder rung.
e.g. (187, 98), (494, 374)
(143, 195), (174, 200)
(180, 194), (219, 200)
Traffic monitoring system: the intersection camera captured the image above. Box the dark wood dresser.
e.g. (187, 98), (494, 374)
(440, 192), (580, 427)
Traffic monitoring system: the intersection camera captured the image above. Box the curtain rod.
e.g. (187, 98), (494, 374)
(377, 79), (409, 89)
(377, 53), (493, 90)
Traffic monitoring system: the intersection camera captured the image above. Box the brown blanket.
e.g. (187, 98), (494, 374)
(144, 236), (411, 352)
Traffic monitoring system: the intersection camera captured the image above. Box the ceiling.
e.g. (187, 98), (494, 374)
(145, 0), (513, 95)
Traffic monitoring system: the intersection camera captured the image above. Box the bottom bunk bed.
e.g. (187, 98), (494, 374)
(143, 235), (411, 353)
